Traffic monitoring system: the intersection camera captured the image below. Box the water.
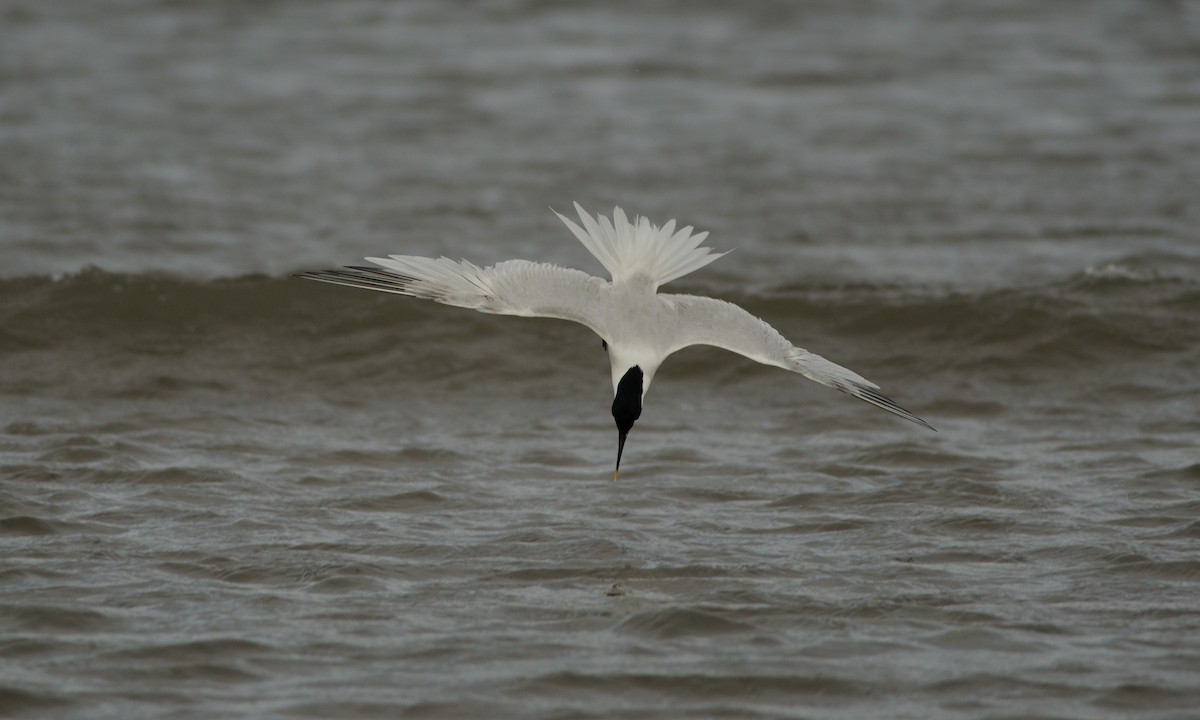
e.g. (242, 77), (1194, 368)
(3, 1), (1200, 718)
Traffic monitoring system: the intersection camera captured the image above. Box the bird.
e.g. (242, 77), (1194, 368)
(297, 203), (934, 479)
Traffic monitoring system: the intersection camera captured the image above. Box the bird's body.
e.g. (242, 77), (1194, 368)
(298, 204), (933, 477)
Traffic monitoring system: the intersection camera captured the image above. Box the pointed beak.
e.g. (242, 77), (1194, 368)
(611, 365), (643, 481)
(614, 430), (628, 481)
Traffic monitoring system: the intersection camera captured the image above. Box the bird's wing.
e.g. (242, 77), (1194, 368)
(297, 257), (609, 333)
(664, 294), (934, 430)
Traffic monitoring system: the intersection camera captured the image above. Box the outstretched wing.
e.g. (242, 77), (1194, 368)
(297, 256), (609, 333)
(665, 294), (934, 430)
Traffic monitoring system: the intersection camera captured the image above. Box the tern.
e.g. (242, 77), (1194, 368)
(298, 204), (933, 479)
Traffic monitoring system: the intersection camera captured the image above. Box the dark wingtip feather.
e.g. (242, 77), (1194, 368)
(845, 383), (937, 432)
(293, 267), (419, 295)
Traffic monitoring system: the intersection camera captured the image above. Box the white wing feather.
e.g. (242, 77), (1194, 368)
(665, 294), (934, 430)
(297, 257), (608, 333)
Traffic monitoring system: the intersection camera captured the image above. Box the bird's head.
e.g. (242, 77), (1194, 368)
(611, 365), (643, 481)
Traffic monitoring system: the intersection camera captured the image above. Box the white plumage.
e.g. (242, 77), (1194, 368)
(553, 205), (726, 287)
(298, 203), (933, 476)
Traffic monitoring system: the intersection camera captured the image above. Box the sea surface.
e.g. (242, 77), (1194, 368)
(3, 1), (1200, 718)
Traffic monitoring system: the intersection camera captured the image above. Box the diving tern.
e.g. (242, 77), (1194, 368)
(298, 204), (934, 479)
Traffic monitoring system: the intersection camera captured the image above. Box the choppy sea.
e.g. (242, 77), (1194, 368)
(2, 1), (1199, 718)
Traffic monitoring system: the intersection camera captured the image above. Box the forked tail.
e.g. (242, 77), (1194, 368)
(554, 203), (728, 288)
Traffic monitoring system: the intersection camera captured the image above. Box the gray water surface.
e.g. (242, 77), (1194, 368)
(3, 2), (1200, 718)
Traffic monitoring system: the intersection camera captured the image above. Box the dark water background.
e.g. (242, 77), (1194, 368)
(3, 1), (1200, 718)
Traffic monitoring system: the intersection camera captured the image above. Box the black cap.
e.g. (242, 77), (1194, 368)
(612, 366), (643, 479)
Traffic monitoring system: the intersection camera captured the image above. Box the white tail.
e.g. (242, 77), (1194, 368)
(554, 203), (728, 288)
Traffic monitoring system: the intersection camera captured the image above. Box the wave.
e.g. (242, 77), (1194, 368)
(1, 265), (1195, 389)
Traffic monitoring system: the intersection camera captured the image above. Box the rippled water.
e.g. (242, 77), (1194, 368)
(3, 1), (1200, 718)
